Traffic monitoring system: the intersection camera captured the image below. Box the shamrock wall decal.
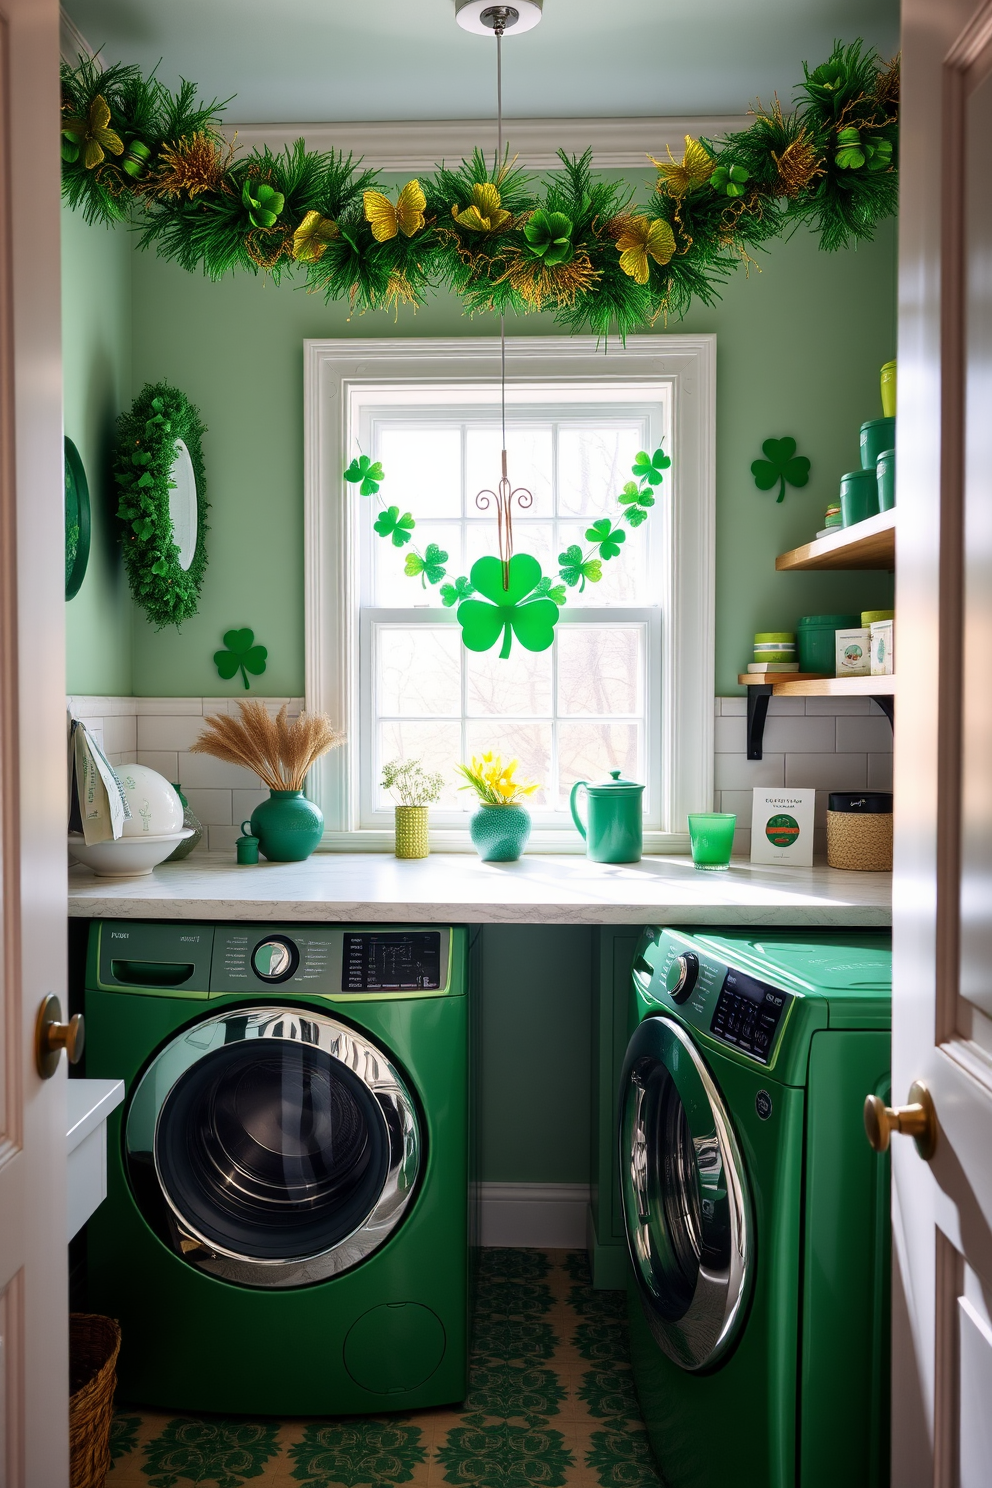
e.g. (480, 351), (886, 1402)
(214, 627), (268, 690)
(405, 543), (448, 587)
(456, 554), (560, 659)
(751, 437), (811, 502)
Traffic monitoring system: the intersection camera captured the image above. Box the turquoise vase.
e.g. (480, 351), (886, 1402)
(249, 789), (323, 863)
(469, 803), (531, 863)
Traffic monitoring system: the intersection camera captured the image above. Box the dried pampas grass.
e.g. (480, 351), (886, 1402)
(190, 701), (344, 792)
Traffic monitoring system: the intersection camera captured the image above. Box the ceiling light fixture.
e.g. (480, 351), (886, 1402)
(456, 0), (543, 592)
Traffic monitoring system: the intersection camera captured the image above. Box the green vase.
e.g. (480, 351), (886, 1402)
(165, 782), (202, 861)
(469, 803), (531, 863)
(249, 790), (323, 862)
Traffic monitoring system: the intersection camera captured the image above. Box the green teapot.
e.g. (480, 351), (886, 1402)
(570, 770), (645, 863)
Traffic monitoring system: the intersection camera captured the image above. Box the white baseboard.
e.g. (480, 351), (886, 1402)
(477, 1183), (591, 1248)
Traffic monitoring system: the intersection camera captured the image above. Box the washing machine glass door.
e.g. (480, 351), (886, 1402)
(619, 1014), (751, 1371)
(125, 1006), (421, 1288)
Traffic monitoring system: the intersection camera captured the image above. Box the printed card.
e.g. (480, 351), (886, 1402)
(750, 787), (816, 866)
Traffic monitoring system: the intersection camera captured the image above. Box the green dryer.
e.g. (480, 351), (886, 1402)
(621, 929), (890, 1488)
(83, 920), (470, 1415)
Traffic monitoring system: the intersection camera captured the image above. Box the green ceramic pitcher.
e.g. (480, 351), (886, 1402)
(570, 770), (645, 863)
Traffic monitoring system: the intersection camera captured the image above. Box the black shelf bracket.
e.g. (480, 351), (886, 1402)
(746, 685), (773, 761)
(872, 693), (895, 728)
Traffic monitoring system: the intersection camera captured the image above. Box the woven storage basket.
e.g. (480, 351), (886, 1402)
(69, 1314), (120, 1488)
(826, 810), (893, 871)
(394, 805), (429, 859)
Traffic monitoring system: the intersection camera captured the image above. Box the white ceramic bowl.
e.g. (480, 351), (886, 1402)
(115, 763), (185, 837)
(68, 830), (193, 877)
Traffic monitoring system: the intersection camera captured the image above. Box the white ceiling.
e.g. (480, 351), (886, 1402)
(63, 0), (900, 125)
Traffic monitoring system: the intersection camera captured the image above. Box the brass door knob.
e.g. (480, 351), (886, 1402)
(35, 995), (85, 1079)
(864, 1079), (937, 1160)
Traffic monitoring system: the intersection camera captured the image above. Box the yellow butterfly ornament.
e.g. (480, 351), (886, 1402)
(363, 179), (427, 242)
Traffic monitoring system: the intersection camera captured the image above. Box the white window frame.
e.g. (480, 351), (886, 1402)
(304, 335), (715, 852)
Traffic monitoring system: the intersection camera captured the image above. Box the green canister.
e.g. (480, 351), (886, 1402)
(797, 613), (860, 674)
(570, 770), (645, 863)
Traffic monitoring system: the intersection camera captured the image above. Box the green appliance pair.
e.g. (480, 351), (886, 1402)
(621, 928), (890, 1488)
(82, 920), (471, 1415)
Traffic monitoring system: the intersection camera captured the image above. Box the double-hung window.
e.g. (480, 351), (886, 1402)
(306, 336), (715, 851)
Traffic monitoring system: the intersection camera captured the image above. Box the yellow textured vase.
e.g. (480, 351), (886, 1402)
(394, 805), (430, 859)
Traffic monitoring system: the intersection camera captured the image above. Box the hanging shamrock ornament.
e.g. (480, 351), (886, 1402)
(456, 554), (560, 659)
(751, 437), (811, 502)
(405, 544), (448, 587)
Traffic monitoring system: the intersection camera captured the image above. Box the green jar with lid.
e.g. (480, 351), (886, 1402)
(797, 613), (860, 675)
(570, 769), (645, 863)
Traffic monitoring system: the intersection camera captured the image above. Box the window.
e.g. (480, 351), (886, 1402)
(306, 336), (715, 851)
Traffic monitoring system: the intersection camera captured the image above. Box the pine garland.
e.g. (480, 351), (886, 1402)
(62, 39), (898, 334)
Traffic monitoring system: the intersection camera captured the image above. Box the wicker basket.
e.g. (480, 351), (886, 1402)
(826, 810), (893, 871)
(69, 1314), (120, 1488)
(394, 805), (429, 859)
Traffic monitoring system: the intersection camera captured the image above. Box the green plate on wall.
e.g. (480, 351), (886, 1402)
(64, 435), (90, 600)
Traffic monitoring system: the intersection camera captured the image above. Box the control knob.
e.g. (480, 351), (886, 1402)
(665, 952), (699, 1004)
(251, 935), (299, 982)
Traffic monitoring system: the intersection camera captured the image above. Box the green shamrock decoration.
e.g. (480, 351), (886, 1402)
(440, 575), (475, 607)
(751, 436), (811, 502)
(585, 519), (626, 559)
(632, 448), (671, 485)
(523, 209), (575, 266)
(534, 575), (568, 605)
(558, 545), (602, 591)
(344, 455), (384, 495)
(241, 178), (284, 228)
(405, 543), (448, 586)
(457, 554), (560, 659)
(618, 480), (655, 527)
(374, 506), (416, 546)
(711, 163), (750, 197)
(214, 627), (268, 690)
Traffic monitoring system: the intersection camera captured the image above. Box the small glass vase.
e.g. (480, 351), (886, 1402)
(395, 805), (430, 859)
(249, 789), (324, 863)
(469, 802), (531, 863)
(165, 782), (202, 862)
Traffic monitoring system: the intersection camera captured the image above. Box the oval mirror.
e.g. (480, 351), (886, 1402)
(167, 439), (198, 572)
(64, 436), (91, 600)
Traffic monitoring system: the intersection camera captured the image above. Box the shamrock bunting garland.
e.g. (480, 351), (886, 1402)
(60, 40), (898, 334)
(751, 437), (811, 502)
(346, 439), (671, 656)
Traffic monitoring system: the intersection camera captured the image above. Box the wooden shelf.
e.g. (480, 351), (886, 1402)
(738, 672), (827, 686)
(775, 508), (895, 572)
(771, 674), (895, 697)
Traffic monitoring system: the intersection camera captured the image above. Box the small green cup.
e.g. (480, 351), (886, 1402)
(687, 812), (737, 870)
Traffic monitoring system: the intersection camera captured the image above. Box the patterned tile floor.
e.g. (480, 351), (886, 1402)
(106, 1249), (662, 1488)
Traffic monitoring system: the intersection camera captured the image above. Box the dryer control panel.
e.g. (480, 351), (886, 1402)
(709, 967), (792, 1064)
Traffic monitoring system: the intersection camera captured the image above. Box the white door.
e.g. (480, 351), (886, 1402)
(0, 0), (70, 1482)
(892, 1), (992, 1483)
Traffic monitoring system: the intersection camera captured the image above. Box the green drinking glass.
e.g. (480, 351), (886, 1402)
(687, 812), (737, 870)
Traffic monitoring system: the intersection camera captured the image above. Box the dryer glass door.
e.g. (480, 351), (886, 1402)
(126, 1007), (421, 1288)
(619, 1014), (751, 1371)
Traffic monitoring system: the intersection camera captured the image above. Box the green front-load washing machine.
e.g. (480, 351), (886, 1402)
(620, 929), (891, 1488)
(83, 920), (471, 1415)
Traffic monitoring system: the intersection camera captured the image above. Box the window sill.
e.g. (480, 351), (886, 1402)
(320, 829), (691, 854)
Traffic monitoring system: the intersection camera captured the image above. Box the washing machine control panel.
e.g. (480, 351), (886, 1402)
(342, 932), (442, 992)
(710, 967), (792, 1064)
(250, 935), (300, 982)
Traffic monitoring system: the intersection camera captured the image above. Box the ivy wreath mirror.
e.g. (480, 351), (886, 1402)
(112, 382), (209, 627)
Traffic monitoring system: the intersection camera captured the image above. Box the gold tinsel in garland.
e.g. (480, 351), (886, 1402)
(772, 130), (823, 199)
(493, 246), (601, 309)
(151, 131), (230, 197)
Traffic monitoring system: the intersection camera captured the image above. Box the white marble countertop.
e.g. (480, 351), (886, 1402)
(67, 852), (891, 926)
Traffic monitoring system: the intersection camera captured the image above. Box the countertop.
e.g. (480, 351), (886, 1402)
(66, 1078), (125, 1152)
(67, 852), (891, 927)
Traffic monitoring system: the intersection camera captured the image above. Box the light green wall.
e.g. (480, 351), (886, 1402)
(62, 207), (134, 694)
(125, 203), (895, 696)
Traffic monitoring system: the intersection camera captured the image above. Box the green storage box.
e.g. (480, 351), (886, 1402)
(797, 613), (860, 675)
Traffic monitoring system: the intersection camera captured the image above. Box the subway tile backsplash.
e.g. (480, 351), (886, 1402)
(68, 694), (892, 860)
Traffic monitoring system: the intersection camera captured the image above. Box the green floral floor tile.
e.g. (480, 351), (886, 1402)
(289, 1420), (427, 1487)
(104, 1250), (662, 1488)
(436, 1423), (574, 1487)
(141, 1417), (281, 1488)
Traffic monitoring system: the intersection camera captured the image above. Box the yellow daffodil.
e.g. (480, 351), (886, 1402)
(650, 135), (714, 198)
(615, 215), (676, 285)
(456, 751), (540, 804)
(451, 183), (512, 234)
